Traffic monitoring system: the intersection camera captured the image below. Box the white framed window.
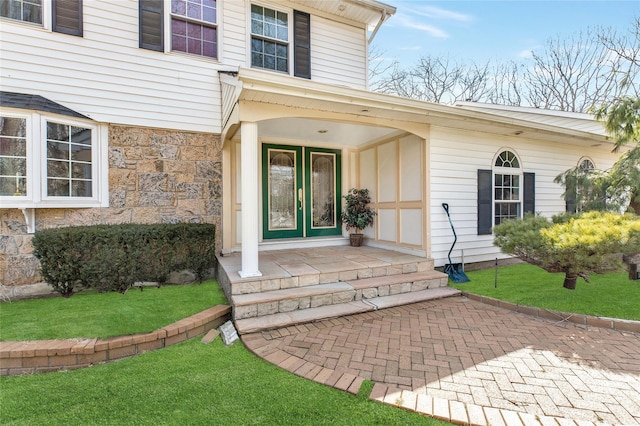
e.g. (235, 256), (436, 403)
(170, 0), (217, 58)
(0, 111), (108, 208)
(1, 0), (82, 35)
(250, 4), (289, 73)
(0, 0), (43, 25)
(493, 150), (522, 226)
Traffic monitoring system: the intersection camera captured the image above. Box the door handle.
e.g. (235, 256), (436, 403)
(298, 188), (303, 211)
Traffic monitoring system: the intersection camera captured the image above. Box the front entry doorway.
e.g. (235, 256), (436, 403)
(262, 144), (342, 239)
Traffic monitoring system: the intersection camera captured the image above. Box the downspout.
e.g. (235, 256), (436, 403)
(368, 9), (387, 44)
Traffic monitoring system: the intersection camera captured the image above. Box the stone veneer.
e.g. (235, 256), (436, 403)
(0, 125), (222, 294)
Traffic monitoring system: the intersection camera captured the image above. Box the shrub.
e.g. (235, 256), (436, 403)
(494, 212), (640, 289)
(32, 223), (216, 297)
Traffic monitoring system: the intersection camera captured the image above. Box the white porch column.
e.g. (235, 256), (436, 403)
(239, 121), (262, 278)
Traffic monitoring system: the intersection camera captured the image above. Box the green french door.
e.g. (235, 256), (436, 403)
(262, 144), (341, 239)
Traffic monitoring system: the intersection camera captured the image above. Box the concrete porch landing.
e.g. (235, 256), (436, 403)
(217, 246), (458, 334)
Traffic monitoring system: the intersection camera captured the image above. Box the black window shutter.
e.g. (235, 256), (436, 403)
(139, 0), (164, 52)
(477, 169), (492, 235)
(294, 10), (311, 79)
(52, 0), (83, 36)
(523, 172), (535, 215)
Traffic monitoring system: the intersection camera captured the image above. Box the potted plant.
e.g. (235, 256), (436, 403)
(341, 188), (376, 247)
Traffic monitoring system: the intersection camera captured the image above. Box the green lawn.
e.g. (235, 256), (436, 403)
(453, 263), (640, 321)
(0, 280), (227, 341)
(0, 336), (446, 425)
(0, 280), (449, 425)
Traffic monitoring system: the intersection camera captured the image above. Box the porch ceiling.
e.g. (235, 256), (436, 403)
(258, 117), (399, 147)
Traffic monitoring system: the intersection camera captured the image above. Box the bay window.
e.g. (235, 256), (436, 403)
(0, 111), (107, 208)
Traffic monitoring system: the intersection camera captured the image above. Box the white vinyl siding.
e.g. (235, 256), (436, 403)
(429, 126), (620, 267)
(0, 1), (222, 133)
(220, 0), (246, 65)
(311, 16), (366, 88)
(221, 4), (367, 86)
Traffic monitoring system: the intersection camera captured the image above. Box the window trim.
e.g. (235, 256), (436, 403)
(0, 109), (108, 208)
(578, 157), (596, 172)
(1, 0), (51, 29)
(492, 149), (523, 227)
(169, 0), (218, 59)
(478, 149), (534, 235)
(249, 2), (292, 74)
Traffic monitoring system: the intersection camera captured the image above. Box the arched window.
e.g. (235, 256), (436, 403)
(477, 149), (535, 235)
(493, 150), (522, 226)
(579, 158), (595, 172)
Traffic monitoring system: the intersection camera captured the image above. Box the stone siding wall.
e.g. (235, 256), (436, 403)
(0, 125), (222, 292)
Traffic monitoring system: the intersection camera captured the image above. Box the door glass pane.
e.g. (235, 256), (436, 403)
(268, 149), (296, 230)
(311, 152), (335, 228)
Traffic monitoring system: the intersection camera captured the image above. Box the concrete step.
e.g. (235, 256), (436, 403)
(235, 301), (372, 334)
(231, 271), (449, 321)
(230, 259), (435, 295)
(347, 270), (448, 299)
(365, 286), (461, 310)
(235, 287), (461, 334)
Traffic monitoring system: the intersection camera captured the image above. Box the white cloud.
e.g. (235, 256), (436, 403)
(518, 49), (534, 59)
(393, 13), (449, 39)
(410, 5), (473, 22)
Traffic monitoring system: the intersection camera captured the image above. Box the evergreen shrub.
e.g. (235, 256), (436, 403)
(32, 223), (216, 297)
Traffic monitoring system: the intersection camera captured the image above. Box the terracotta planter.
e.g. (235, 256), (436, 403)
(349, 233), (364, 247)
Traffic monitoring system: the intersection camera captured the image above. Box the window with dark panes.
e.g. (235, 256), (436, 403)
(0, 117), (28, 196)
(477, 150), (534, 235)
(52, 0), (82, 36)
(46, 122), (93, 197)
(171, 0), (217, 58)
(0, 0), (42, 24)
(493, 150), (521, 226)
(251, 4), (288, 72)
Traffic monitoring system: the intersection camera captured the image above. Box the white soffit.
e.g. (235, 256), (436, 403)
(288, 0), (396, 27)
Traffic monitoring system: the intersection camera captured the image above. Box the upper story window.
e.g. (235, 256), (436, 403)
(0, 108), (107, 208)
(171, 0), (217, 58)
(139, 0), (217, 59)
(1, 0), (82, 36)
(0, 0), (42, 24)
(251, 4), (289, 73)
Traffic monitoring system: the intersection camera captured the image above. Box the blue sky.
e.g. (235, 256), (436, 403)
(372, 1), (639, 67)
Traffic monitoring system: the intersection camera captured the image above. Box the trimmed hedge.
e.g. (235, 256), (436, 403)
(32, 223), (216, 297)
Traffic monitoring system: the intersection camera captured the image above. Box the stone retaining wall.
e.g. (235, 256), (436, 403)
(0, 125), (222, 291)
(0, 305), (231, 376)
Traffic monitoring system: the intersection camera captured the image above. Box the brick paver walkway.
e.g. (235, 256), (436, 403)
(242, 296), (640, 425)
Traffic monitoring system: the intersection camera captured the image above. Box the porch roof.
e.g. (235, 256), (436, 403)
(221, 68), (613, 149)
